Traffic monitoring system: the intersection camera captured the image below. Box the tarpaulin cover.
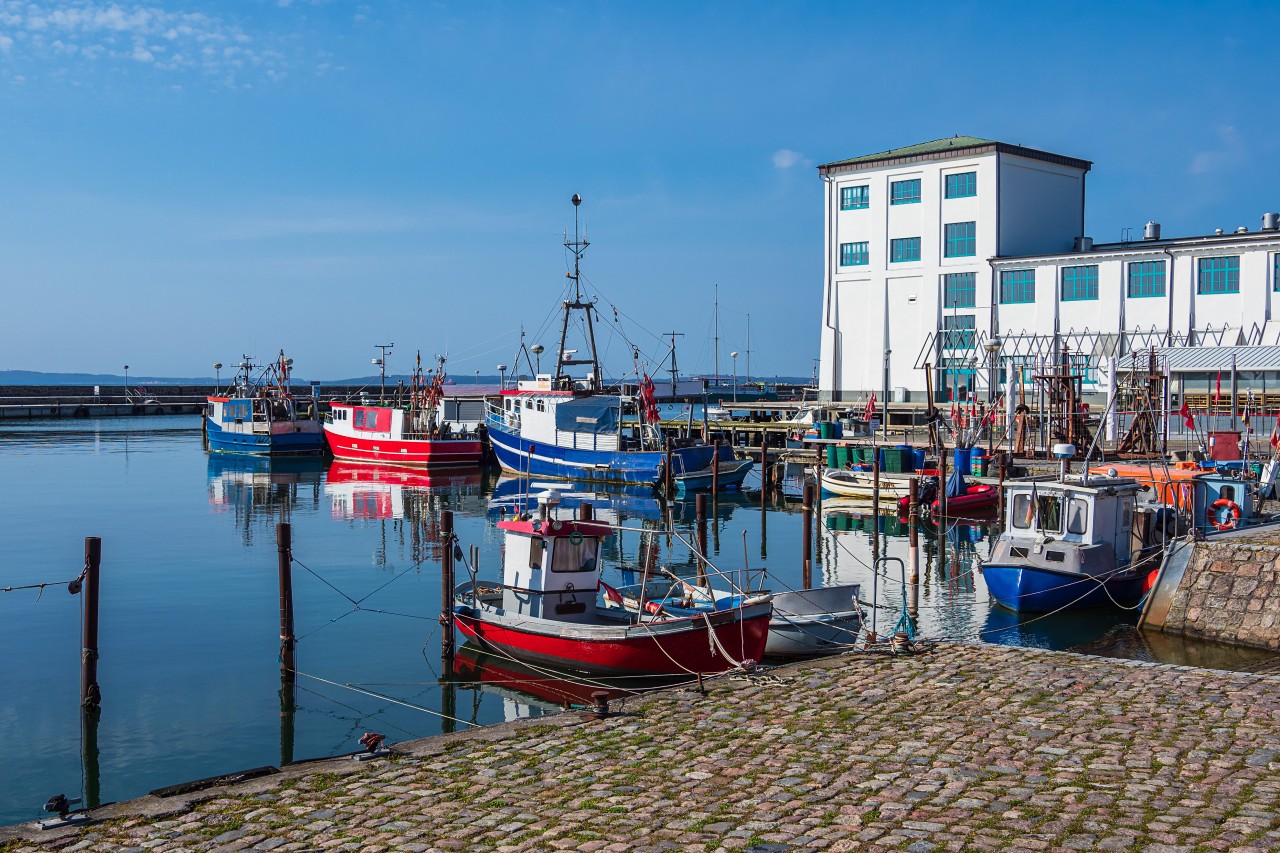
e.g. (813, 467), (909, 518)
(944, 469), (966, 499)
(554, 396), (621, 434)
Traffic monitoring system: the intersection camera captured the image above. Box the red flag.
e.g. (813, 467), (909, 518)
(1177, 400), (1194, 430)
(950, 400), (959, 423)
(863, 392), (877, 422)
(1273, 412), (1280, 449)
(1214, 371), (1222, 404)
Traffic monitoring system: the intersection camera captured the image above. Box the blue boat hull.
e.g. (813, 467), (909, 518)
(983, 563), (1146, 613)
(206, 418), (325, 456)
(487, 420), (712, 485)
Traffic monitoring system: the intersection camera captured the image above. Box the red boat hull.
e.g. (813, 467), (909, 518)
(323, 425), (483, 467)
(934, 484), (999, 516)
(453, 607), (771, 676)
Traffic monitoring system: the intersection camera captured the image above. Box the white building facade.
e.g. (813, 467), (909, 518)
(817, 136), (1280, 404)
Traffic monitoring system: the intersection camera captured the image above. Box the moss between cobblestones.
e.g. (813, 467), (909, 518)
(5, 644), (1280, 852)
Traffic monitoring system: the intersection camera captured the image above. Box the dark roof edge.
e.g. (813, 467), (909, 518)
(818, 142), (1092, 175)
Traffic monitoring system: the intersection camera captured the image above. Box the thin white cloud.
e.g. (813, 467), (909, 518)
(1190, 125), (1246, 176)
(772, 149), (811, 170)
(0, 0), (299, 85)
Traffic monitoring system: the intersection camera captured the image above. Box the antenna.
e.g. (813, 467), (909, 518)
(373, 342), (394, 403)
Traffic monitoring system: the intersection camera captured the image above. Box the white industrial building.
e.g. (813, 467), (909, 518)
(816, 136), (1280, 409)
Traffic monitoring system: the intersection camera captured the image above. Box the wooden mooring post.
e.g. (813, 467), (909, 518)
(81, 536), (102, 709)
(696, 493), (709, 585)
(276, 523), (297, 767)
(440, 510), (456, 664)
(801, 480), (814, 589)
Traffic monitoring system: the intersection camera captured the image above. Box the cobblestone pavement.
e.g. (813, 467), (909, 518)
(5, 642), (1280, 852)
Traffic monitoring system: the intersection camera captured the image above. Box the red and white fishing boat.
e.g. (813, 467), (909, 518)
(453, 493), (772, 676)
(323, 354), (484, 468)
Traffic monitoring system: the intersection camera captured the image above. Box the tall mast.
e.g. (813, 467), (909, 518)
(714, 284), (720, 392)
(746, 313), (751, 386)
(664, 331), (684, 398)
(554, 193), (601, 392)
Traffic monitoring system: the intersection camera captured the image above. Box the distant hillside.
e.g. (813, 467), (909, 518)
(1, 369), (812, 387)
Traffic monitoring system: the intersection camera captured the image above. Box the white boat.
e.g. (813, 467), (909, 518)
(820, 469), (910, 500)
(611, 577), (863, 659)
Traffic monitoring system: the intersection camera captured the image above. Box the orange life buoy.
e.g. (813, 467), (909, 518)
(1210, 498), (1241, 530)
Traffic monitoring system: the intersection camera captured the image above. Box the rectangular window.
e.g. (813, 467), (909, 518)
(1000, 269), (1035, 304)
(945, 172), (977, 198)
(839, 241), (869, 266)
(890, 178), (921, 205)
(840, 185), (868, 210)
(944, 221), (976, 258)
(1061, 265), (1099, 301)
(1274, 254), (1280, 291)
(1128, 260), (1166, 298)
(943, 272), (976, 308)
(1198, 256), (1240, 294)
(942, 314), (976, 349)
(890, 237), (921, 263)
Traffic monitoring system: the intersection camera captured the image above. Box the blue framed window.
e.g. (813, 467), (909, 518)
(943, 272), (976, 308)
(940, 357), (976, 402)
(1198, 256), (1239, 294)
(1128, 260), (1166, 298)
(943, 314), (976, 349)
(840, 185), (868, 210)
(890, 179), (921, 205)
(1061, 265), (1099, 301)
(944, 221), (976, 258)
(1274, 254), (1280, 291)
(1000, 269), (1035, 304)
(945, 172), (976, 198)
(890, 237), (921, 263)
(839, 241), (869, 266)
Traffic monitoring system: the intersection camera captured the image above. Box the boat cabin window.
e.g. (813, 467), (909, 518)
(529, 538), (544, 570)
(1066, 498), (1089, 535)
(505, 399), (513, 412)
(536, 399), (545, 412)
(1037, 496), (1063, 533)
(1011, 494), (1032, 529)
(1221, 485), (1236, 502)
(550, 537), (599, 574)
(525, 400), (533, 410)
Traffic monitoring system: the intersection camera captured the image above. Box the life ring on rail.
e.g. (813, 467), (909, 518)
(568, 530), (584, 545)
(1210, 498), (1241, 530)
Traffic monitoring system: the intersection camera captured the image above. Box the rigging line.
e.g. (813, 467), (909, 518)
(290, 556), (358, 605)
(2, 570), (86, 594)
(354, 557), (431, 606)
(293, 682), (429, 740)
(294, 609), (356, 643)
(293, 670), (481, 729)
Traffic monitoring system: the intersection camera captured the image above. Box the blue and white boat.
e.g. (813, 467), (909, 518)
(205, 352), (324, 456)
(672, 443), (753, 494)
(485, 194), (717, 486)
(983, 456), (1164, 613)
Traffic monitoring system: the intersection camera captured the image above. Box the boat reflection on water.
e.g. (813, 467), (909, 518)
(207, 454), (325, 540)
(487, 475), (662, 523)
(451, 643), (673, 722)
(326, 460), (488, 567)
(326, 460), (484, 520)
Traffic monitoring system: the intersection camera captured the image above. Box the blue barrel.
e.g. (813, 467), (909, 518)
(952, 447), (971, 476)
(970, 446), (986, 476)
(833, 421), (843, 439)
(911, 448), (926, 471)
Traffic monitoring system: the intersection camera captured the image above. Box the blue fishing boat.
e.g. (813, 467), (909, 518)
(672, 443), (753, 494)
(983, 449), (1165, 613)
(485, 194), (716, 486)
(204, 352), (324, 456)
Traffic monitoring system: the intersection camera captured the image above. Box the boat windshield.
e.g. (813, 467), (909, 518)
(1010, 492), (1064, 533)
(550, 539), (600, 574)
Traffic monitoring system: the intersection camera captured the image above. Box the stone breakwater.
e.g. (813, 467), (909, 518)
(4, 643), (1280, 852)
(1160, 528), (1280, 651)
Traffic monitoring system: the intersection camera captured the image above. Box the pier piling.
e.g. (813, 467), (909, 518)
(276, 524), (296, 681)
(80, 537), (102, 709)
(908, 477), (920, 620)
(440, 510), (455, 663)
(871, 451), (881, 556)
(696, 494), (708, 585)
(802, 481), (814, 589)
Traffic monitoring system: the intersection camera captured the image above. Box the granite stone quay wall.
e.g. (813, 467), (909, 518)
(1159, 528), (1280, 651)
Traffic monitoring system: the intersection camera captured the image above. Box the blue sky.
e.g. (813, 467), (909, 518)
(2, 1), (1278, 382)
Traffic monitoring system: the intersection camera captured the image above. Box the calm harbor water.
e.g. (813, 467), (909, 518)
(2, 415), (1278, 826)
